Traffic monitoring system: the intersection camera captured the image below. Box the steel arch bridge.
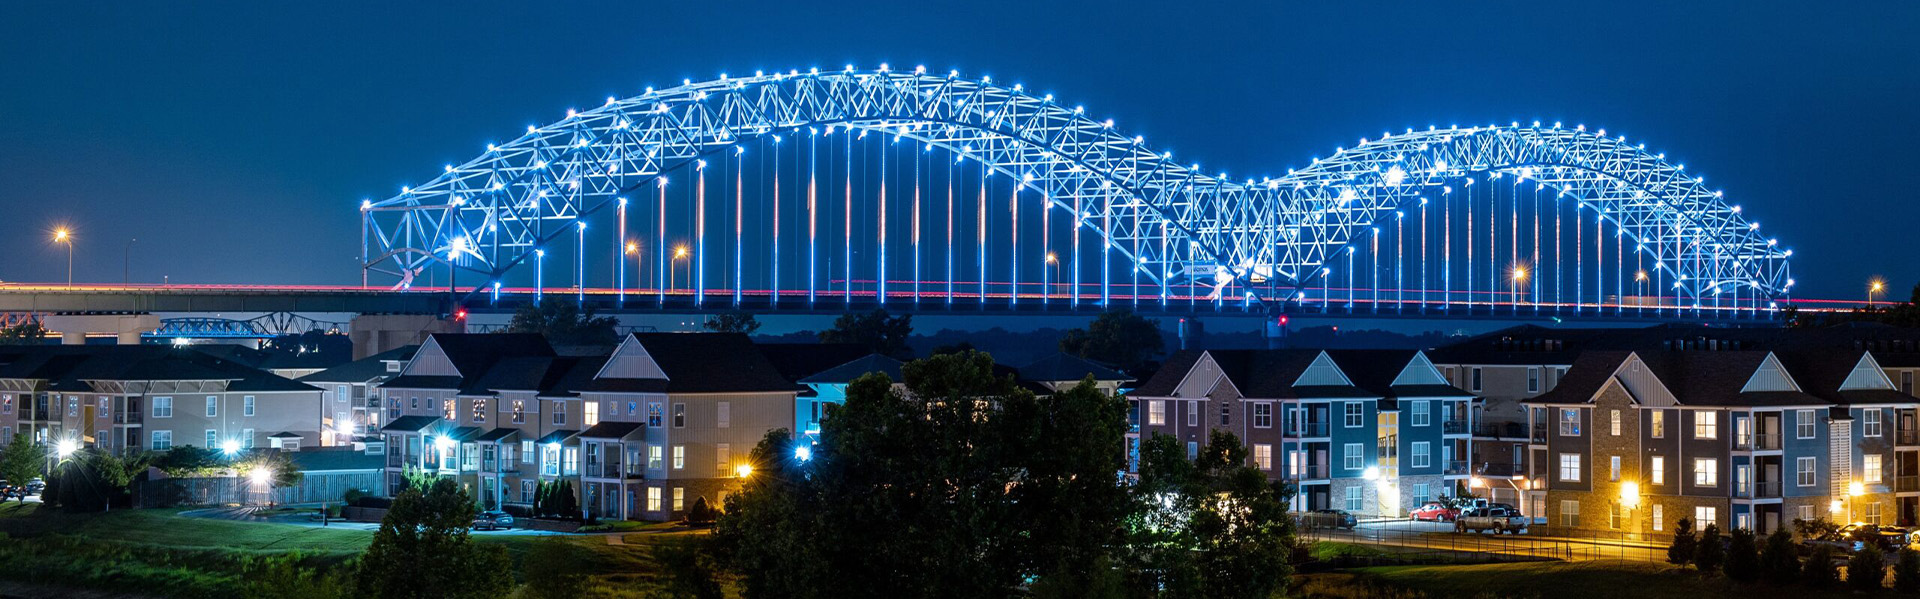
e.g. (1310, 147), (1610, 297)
(363, 66), (1793, 318)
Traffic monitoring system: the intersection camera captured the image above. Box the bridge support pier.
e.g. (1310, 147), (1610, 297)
(40, 314), (161, 345)
(350, 314), (464, 360)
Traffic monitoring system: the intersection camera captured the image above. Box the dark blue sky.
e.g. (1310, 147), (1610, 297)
(2, 1), (1914, 300)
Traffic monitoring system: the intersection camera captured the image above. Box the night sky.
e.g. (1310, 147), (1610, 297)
(2, 1), (1915, 300)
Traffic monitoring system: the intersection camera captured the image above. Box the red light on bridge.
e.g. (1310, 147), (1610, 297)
(454, 309), (468, 321)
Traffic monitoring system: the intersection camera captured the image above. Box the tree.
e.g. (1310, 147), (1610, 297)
(702, 311), (762, 335)
(517, 538), (587, 599)
(1805, 544), (1840, 589)
(243, 552), (350, 599)
(717, 351), (1139, 599)
(1760, 527), (1800, 585)
(1058, 309), (1164, 374)
(354, 477), (512, 599)
(1725, 527), (1760, 582)
(817, 309), (913, 358)
(0, 321), (47, 345)
(1854, 542), (1889, 592)
(235, 451), (305, 489)
(654, 539), (725, 599)
(507, 301), (619, 346)
(1667, 517), (1697, 566)
(1694, 523), (1725, 574)
(1129, 431), (1296, 599)
(1894, 547), (1920, 593)
(0, 440), (44, 498)
(532, 480), (579, 519)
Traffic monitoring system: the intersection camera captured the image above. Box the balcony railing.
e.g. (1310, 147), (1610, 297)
(386, 453), (404, 468)
(1442, 420), (1470, 435)
(1530, 423), (1548, 443)
(113, 412), (142, 424)
(1443, 460), (1470, 475)
(1288, 422), (1331, 437)
(482, 458), (496, 472)
(1899, 476), (1920, 493)
(1474, 422), (1526, 439)
(1734, 433), (1782, 451)
(1755, 480), (1782, 498)
(1477, 462), (1524, 477)
(1900, 429), (1920, 446)
(1285, 464), (1328, 479)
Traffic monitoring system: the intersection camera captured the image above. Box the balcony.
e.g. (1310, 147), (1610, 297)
(1530, 423), (1548, 443)
(1285, 464), (1328, 480)
(1899, 476), (1920, 493)
(1443, 460), (1470, 475)
(1442, 420), (1470, 435)
(1288, 422), (1331, 437)
(1755, 480), (1782, 498)
(1734, 433), (1781, 451)
(1477, 462), (1524, 477)
(1900, 429), (1919, 446)
(482, 458), (496, 472)
(386, 453), (404, 468)
(113, 412), (142, 425)
(1474, 422), (1526, 439)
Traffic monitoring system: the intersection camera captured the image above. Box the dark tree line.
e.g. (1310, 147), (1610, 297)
(716, 351), (1294, 599)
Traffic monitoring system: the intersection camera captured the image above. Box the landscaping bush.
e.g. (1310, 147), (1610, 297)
(1760, 527), (1800, 585)
(1667, 517), (1697, 566)
(684, 497), (717, 525)
(1852, 543), (1888, 592)
(1693, 523), (1724, 574)
(1805, 544), (1840, 589)
(349, 495), (392, 509)
(1724, 527), (1759, 582)
(502, 504), (533, 518)
(1895, 547), (1920, 593)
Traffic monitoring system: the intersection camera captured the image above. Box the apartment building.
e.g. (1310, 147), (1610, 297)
(0, 345), (328, 453)
(377, 334), (560, 499)
(1129, 349), (1475, 516)
(1516, 344), (1920, 537)
(296, 345), (419, 444)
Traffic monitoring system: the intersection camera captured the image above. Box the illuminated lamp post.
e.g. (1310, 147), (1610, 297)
(53, 229), (73, 287)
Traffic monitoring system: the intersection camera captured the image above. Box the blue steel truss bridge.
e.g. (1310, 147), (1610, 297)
(355, 66), (1793, 322)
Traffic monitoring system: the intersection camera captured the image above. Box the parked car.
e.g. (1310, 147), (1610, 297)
(1454, 506), (1528, 535)
(1299, 509), (1358, 530)
(1409, 501), (1460, 522)
(25, 478), (43, 495)
(471, 510), (515, 531)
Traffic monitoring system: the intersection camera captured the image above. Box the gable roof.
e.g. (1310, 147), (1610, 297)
(384, 334), (554, 391)
(1131, 349), (1370, 400)
(0, 345), (319, 393)
(576, 332), (796, 394)
(1775, 350), (1918, 406)
(1326, 350), (1476, 399)
(1528, 351), (1636, 405)
(1637, 351), (1826, 407)
(757, 343), (873, 383)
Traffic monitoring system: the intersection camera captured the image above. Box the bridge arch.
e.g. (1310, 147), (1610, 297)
(363, 69), (1791, 314)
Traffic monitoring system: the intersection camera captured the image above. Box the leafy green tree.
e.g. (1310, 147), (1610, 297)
(1058, 309), (1164, 374)
(0, 440), (44, 499)
(1853, 542), (1889, 592)
(717, 352), (1136, 599)
(0, 321), (47, 345)
(1806, 544), (1840, 588)
(235, 451), (305, 489)
(1760, 527), (1800, 584)
(150, 445), (223, 475)
(507, 301), (619, 346)
(1894, 547), (1920, 593)
(517, 538), (587, 599)
(683, 496), (716, 525)
(1695, 523), (1725, 574)
(1725, 527), (1760, 582)
(1667, 517), (1697, 565)
(702, 311), (762, 335)
(354, 477), (511, 599)
(817, 309), (913, 358)
(1129, 431), (1296, 599)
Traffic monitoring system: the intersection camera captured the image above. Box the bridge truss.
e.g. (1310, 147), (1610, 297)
(363, 67), (1793, 318)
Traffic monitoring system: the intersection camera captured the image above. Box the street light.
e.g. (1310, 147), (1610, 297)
(1510, 266), (1529, 308)
(55, 439), (77, 459)
(734, 463), (754, 479)
(1869, 278), (1887, 308)
(221, 439), (241, 456)
(625, 241), (640, 298)
(671, 245), (690, 292)
(1044, 252), (1060, 296)
(53, 229), (73, 287)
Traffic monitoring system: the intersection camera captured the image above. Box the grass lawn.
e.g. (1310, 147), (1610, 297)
(1295, 559), (1865, 599)
(1311, 541), (1393, 561)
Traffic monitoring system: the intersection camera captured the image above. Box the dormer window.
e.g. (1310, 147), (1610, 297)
(386, 361), (402, 373)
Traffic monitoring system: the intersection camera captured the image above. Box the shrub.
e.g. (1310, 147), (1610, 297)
(1724, 527), (1760, 582)
(1760, 527), (1800, 585)
(1852, 543), (1888, 592)
(684, 497), (717, 525)
(1667, 517), (1697, 566)
(1694, 523), (1724, 575)
(342, 488), (368, 505)
(1894, 547), (1920, 593)
(1805, 545), (1840, 589)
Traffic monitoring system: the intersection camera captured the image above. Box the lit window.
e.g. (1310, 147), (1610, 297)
(1652, 456), (1665, 485)
(1253, 444), (1272, 470)
(1650, 411), (1664, 438)
(1149, 401), (1166, 426)
(1693, 458), (1718, 487)
(1652, 504), (1664, 531)
(648, 445), (663, 470)
(673, 487), (685, 512)
(1559, 453), (1581, 482)
(1559, 409), (1581, 436)
(1560, 500), (1579, 527)
(1692, 411), (1717, 440)
(1610, 410), (1621, 436)
(646, 487), (662, 512)
(1867, 454), (1884, 484)
(206, 396), (218, 417)
(672, 445), (684, 470)
(1694, 506), (1717, 529)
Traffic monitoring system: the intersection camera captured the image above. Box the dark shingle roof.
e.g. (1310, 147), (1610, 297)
(576, 421), (645, 439)
(0, 345), (318, 393)
(1018, 353), (1129, 383)
(536, 429), (578, 445)
(1527, 352), (1633, 405)
(298, 345), (419, 384)
(595, 332), (798, 393)
(757, 343), (873, 383)
(473, 428), (521, 443)
(1130, 349), (1360, 400)
(380, 415), (440, 433)
(800, 354), (905, 384)
(285, 448), (384, 472)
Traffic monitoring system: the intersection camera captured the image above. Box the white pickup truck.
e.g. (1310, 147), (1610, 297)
(1454, 506), (1529, 535)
